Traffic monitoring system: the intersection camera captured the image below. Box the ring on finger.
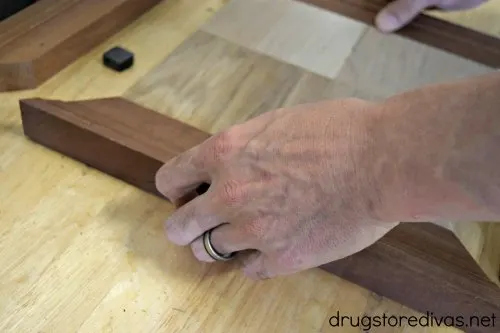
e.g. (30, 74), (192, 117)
(203, 227), (236, 261)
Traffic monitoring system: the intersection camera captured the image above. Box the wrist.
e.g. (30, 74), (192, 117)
(371, 74), (500, 223)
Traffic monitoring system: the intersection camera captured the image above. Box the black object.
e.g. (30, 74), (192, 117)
(102, 46), (134, 72)
(0, 0), (36, 21)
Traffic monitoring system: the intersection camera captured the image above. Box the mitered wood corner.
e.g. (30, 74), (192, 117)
(0, 0), (162, 92)
(299, 0), (500, 68)
(19, 97), (500, 333)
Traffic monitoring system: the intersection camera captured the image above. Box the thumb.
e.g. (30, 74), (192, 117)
(375, 0), (435, 32)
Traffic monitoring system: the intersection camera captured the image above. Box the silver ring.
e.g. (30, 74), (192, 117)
(203, 228), (235, 261)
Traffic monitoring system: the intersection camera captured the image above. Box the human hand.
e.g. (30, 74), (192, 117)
(376, 0), (489, 32)
(155, 99), (399, 280)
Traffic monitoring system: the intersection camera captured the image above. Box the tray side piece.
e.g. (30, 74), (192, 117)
(0, 0), (162, 92)
(299, 0), (500, 68)
(19, 98), (209, 197)
(19, 97), (500, 333)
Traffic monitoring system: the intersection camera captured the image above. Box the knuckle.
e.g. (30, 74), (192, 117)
(218, 179), (246, 204)
(240, 219), (267, 241)
(210, 131), (233, 162)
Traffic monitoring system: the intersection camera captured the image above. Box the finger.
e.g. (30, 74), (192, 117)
(155, 131), (237, 203)
(155, 148), (211, 205)
(375, 0), (434, 32)
(190, 223), (257, 262)
(163, 193), (226, 246)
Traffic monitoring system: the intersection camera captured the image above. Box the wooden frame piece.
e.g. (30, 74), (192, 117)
(299, 0), (500, 68)
(0, 0), (162, 92)
(19, 98), (500, 333)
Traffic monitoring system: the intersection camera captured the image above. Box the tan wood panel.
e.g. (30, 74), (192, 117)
(203, 0), (367, 79)
(1, 0), (499, 332)
(335, 27), (492, 97)
(126, 30), (386, 132)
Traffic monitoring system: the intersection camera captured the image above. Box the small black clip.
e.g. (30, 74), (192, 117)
(103, 46), (134, 72)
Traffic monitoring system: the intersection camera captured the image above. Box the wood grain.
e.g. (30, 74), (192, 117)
(0, 0), (162, 92)
(2, 1), (500, 332)
(335, 27), (492, 98)
(298, 0), (500, 68)
(20, 97), (209, 198)
(203, 0), (366, 78)
(19, 96), (500, 333)
(125, 30), (384, 134)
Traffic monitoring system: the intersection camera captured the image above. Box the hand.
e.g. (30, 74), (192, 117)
(155, 99), (399, 279)
(376, 0), (489, 32)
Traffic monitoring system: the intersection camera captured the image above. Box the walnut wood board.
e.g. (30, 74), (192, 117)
(20, 98), (210, 198)
(0, 0), (162, 92)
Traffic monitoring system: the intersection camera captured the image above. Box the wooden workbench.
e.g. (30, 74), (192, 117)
(1, 1), (499, 332)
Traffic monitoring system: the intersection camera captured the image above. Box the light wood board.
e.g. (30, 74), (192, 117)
(1, 0), (499, 332)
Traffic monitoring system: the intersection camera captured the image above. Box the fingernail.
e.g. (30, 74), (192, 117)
(375, 12), (400, 32)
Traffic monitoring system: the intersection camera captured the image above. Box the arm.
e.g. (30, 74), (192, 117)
(155, 72), (500, 279)
(373, 71), (500, 223)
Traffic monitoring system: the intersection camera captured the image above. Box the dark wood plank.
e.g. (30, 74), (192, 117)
(0, 0), (162, 92)
(19, 98), (209, 197)
(19, 97), (500, 333)
(299, 0), (500, 68)
(324, 223), (500, 333)
(0, 0), (81, 49)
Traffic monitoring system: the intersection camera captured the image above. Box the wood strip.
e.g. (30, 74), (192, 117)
(298, 0), (500, 68)
(19, 98), (209, 197)
(0, 0), (162, 92)
(19, 97), (500, 333)
(323, 224), (500, 333)
(0, 0), (81, 49)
